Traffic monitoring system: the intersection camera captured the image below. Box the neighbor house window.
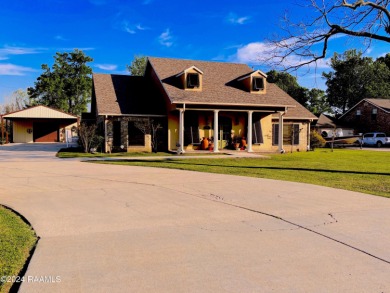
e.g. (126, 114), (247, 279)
(187, 73), (200, 88)
(356, 110), (361, 121)
(252, 77), (264, 91)
(371, 108), (377, 121)
(128, 121), (145, 146)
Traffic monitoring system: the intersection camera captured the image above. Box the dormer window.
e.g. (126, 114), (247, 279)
(187, 73), (199, 88)
(237, 70), (267, 94)
(252, 77), (264, 91)
(176, 66), (203, 91)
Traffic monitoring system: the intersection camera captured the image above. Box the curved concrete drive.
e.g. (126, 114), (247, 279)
(0, 143), (389, 292)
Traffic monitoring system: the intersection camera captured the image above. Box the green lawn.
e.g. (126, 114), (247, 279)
(93, 149), (390, 197)
(56, 148), (226, 158)
(0, 206), (38, 293)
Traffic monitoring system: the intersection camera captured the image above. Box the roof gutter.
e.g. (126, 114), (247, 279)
(173, 101), (296, 108)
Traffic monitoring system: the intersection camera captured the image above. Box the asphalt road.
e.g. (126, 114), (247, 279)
(0, 143), (389, 292)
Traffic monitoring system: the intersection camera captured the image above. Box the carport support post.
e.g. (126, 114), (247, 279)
(247, 111), (253, 152)
(213, 110), (219, 152)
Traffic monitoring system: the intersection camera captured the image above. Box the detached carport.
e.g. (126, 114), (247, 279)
(1, 105), (78, 143)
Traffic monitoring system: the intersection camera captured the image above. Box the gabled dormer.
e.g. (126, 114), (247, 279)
(176, 66), (203, 91)
(237, 70), (267, 94)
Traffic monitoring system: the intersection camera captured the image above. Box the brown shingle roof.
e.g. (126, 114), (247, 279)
(148, 57), (317, 119)
(366, 99), (390, 112)
(93, 74), (166, 116)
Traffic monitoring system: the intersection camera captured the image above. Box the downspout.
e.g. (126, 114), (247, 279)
(307, 119), (313, 151)
(278, 109), (286, 153)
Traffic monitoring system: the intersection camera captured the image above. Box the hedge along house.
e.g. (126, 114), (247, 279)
(2, 105), (78, 143)
(90, 57), (317, 153)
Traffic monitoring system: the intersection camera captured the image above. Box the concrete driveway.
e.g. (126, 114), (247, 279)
(0, 144), (389, 292)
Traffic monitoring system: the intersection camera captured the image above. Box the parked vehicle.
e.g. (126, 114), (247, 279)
(361, 132), (390, 147)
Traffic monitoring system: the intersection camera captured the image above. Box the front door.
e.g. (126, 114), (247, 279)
(218, 116), (232, 149)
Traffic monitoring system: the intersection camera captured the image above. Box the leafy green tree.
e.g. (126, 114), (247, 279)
(306, 88), (332, 116)
(266, 70), (309, 106)
(377, 53), (390, 69)
(126, 55), (147, 76)
(28, 49), (93, 115)
(323, 49), (390, 114)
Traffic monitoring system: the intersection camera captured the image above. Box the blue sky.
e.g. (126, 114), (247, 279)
(1, 0), (389, 104)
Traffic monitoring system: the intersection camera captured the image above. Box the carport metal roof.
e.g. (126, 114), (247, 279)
(2, 105), (78, 120)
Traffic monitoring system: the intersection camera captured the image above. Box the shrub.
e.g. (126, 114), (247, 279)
(310, 130), (326, 150)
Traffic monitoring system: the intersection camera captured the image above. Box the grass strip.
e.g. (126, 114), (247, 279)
(93, 149), (390, 197)
(56, 147), (227, 158)
(0, 206), (38, 293)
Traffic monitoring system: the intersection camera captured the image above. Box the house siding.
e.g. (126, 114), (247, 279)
(13, 120), (33, 143)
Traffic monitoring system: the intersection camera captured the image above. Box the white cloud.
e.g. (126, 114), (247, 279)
(122, 21), (136, 34)
(158, 29), (174, 47)
(122, 21), (149, 34)
(0, 63), (36, 76)
(95, 64), (118, 70)
(0, 46), (42, 60)
(231, 41), (331, 69)
(226, 13), (250, 25)
(136, 24), (149, 31)
(55, 35), (68, 41)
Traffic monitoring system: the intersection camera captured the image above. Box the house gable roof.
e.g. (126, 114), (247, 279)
(237, 70), (268, 81)
(315, 114), (336, 128)
(92, 74), (166, 116)
(3, 105), (77, 119)
(339, 98), (390, 119)
(175, 66), (204, 77)
(148, 57), (317, 120)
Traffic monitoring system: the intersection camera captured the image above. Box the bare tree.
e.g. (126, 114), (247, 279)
(264, 0), (390, 70)
(78, 123), (103, 153)
(0, 89), (29, 114)
(134, 118), (162, 152)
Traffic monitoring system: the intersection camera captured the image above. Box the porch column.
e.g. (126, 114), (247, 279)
(278, 112), (284, 153)
(213, 110), (219, 152)
(307, 120), (311, 151)
(178, 109), (185, 153)
(247, 111), (253, 152)
(1, 116), (4, 145)
(104, 115), (108, 152)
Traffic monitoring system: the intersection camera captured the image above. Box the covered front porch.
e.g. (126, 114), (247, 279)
(168, 103), (288, 153)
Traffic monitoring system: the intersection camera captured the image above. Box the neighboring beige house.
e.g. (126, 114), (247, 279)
(90, 57), (317, 153)
(2, 105), (78, 143)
